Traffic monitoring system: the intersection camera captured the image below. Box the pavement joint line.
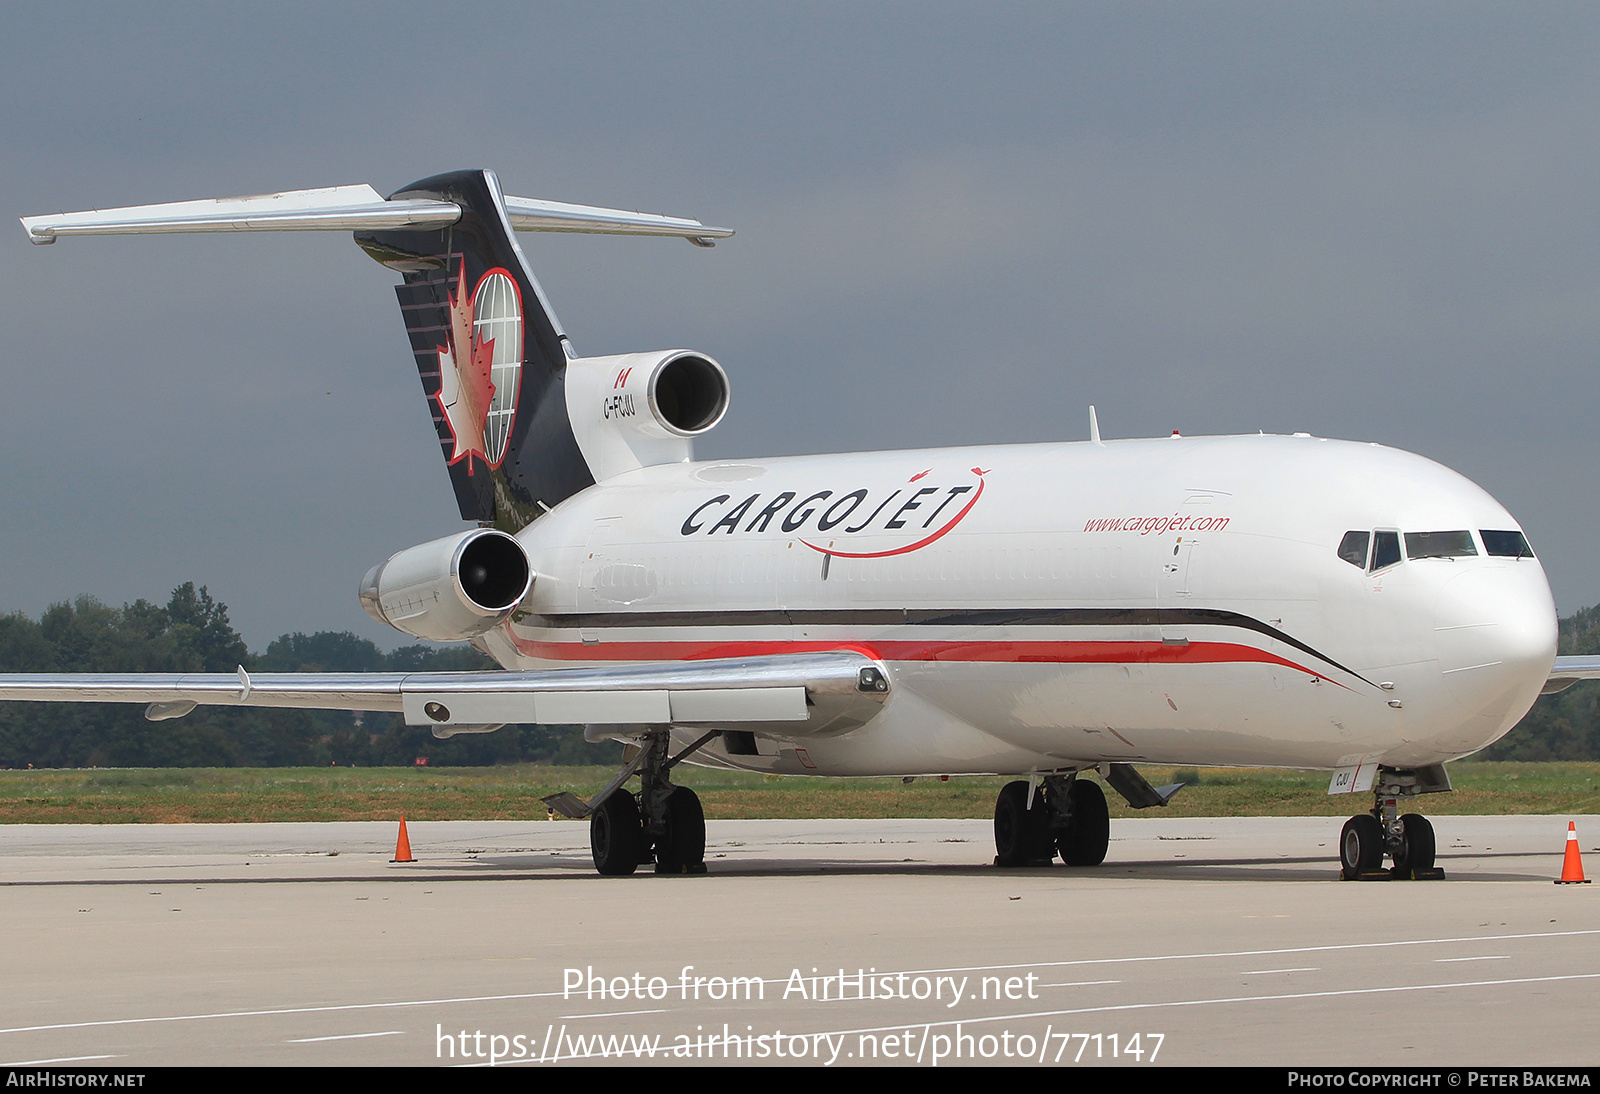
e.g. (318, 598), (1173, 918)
(0, 993), (555, 1036)
(751, 926), (1600, 982)
(558, 1009), (670, 1020)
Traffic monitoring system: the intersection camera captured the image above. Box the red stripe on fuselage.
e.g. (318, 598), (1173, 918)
(503, 633), (1351, 687)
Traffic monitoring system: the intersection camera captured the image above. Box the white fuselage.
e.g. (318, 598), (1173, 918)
(479, 433), (1556, 778)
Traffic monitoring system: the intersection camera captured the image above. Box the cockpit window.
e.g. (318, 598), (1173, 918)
(1481, 529), (1534, 558)
(1371, 531), (1402, 571)
(1338, 531), (1369, 568)
(1404, 530), (1477, 559)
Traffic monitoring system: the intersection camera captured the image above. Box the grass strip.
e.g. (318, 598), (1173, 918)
(0, 762), (1597, 823)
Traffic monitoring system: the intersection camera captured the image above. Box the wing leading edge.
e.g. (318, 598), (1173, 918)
(0, 652), (890, 738)
(1543, 655), (1600, 694)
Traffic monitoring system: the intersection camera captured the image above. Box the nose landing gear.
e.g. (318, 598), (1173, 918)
(1340, 768), (1446, 880)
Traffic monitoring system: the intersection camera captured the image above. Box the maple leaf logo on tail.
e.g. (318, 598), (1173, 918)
(434, 264), (524, 469)
(435, 263), (496, 466)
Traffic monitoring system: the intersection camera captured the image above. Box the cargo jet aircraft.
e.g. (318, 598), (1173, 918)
(13, 170), (1599, 878)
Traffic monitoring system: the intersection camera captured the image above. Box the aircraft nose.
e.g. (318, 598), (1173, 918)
(1431, 564), (1556, 743)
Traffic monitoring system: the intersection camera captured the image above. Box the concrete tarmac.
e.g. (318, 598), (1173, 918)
(2, 814), (1597, 1068)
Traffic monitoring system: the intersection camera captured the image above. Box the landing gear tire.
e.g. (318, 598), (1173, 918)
(1058, 779), (1110, 866)
(994, 781), (1052, 866)
(654, 787), (707, 875)
(590, 790), (646, 876)
(1340, 814), (1384, 880)
(1391, 813), (1436, 879)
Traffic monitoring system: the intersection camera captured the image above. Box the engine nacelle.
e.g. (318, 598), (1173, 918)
(565, 349), (730, 481)
(359, 529), (532, 642)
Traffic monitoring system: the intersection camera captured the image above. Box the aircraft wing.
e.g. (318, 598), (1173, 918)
(1543, 655), (1600, 694)
(0, 651), (889, 737)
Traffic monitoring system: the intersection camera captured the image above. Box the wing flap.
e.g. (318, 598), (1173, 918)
(670, 687), (809, 722)
(399, 685), (809, 727)
(404, 688), (672, 727)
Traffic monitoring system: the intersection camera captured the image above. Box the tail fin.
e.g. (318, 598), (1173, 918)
(355, 170), (590, 528)
(22, 170), (732, 530)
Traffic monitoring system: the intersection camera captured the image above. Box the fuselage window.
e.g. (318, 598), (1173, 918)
(1370, 530), (1402, 572)
(1481, 529), (1534, 558)
(1338, 530), (1370, 568)
(1404, 530), (1477, 559)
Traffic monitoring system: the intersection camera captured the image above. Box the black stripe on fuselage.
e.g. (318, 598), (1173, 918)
(508, 605), (1376, 687)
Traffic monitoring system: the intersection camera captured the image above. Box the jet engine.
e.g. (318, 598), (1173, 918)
(359, 529), (532, 642)
(565, 349), (731, 480)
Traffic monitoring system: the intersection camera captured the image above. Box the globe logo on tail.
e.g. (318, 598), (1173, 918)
(435, 264), (523, 469)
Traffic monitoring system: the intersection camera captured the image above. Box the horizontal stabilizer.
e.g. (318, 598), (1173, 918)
(502, 195), (733, 243)
(21, 185), (455, 242)
(22, 184), (733, 245)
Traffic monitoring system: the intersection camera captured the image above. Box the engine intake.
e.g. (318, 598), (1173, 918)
(651, 352), (729, 436)
(359, 529), (532, 642)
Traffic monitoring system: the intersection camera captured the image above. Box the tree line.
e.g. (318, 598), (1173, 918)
(0, 584), (614, 768)
(1, 583), (1596, 768)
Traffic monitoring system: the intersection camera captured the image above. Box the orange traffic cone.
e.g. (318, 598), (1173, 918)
(391, 816), (415, 864)
(1555, 821), (1589, 884)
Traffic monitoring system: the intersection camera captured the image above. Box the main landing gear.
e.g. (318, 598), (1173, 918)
(1339, 767), (1445, 881)
(543, 728), (715, 877)
(993, 774), (1111, 868)
(993, 764), (1183, 869)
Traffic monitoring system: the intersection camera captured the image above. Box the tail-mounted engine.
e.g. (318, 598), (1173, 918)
(565, 350), (730, 481)
(359, 529), (532, 642)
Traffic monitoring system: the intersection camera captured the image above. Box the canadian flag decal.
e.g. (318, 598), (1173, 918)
(435, 264), (523, 468)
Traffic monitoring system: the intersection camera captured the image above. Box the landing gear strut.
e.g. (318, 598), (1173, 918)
(1339, 767), (1444, 881)
(993, 773), (1110, 868)
(545, 728), (714, 876)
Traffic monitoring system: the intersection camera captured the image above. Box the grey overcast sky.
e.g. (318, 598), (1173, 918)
(1, 3), (1598, 649)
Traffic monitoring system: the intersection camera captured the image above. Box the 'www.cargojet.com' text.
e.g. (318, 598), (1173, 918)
(1082, 515), (1230, 535)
